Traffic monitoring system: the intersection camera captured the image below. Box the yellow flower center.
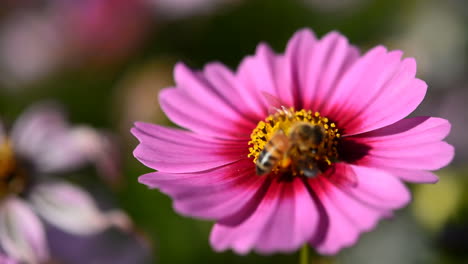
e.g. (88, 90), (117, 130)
(248, 108), (341, 177)
(0, 138), (27, 200)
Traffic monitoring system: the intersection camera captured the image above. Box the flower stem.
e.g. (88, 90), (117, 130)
(300, 244), (309, 264)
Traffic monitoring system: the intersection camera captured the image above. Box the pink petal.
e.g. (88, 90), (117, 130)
(202, 62), (260, 123)
(356, 116), (451, 147)
(29, 182), (114, 235)
(383, 168), (439, 184)
(344, 165), (411, 210)
(139, 159), (266, 224)
(160, 58), (300, 139)
(160, 63), (257, 139)
(284, 28), (318, 108)
(312, 178), (388, 255)
(321, 46), (427, 135)
(354, 117), (454, 171)
(270, 55), (295, 108)
(0, 198), (49, 264)
(174, 42), (296, 124)
(366, 141), (453, 169)
(254, 179), (323, 254)
(159, 90), (249, 140)
(132, 122), (247, 173)
(323, 162), (358, 188)
(209, 181), (281, 255)
(287, 30), (360, 111)
(210, 178), (322, 254)
(235, 44), (284, 119)
(360, 145), (453, 171)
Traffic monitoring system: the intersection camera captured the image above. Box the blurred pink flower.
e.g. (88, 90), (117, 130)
(0, 253), (17, 264)
(0, 102), (127, 263)
(56, 0), (150, 65)
(133, 28), (454, 255)
(0, 0), (150, 85)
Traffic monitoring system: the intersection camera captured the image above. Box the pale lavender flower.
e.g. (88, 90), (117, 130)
(0, 102), (127, 263)
(0, 253), (17, 264)
(45, 223), (152, 264)
(0, 12), (64, 86)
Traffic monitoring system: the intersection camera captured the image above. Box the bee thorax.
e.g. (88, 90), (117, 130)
(249, 108), (341, 178)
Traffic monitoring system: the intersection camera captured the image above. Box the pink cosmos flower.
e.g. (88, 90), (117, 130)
(0, 102), (127, 263)
(132, 28), (454, 255)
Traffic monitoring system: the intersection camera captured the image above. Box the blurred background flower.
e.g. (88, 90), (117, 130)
(387, 0), (466, 89)
(0, 0), (467, 263)
(113, 60), (173, 143)
(0, 253), (17, 264)
(0, 102), (148, 263)
(0, 0), (150, 88)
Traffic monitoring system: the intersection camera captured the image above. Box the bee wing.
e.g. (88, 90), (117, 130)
(261, 91), (285, 115)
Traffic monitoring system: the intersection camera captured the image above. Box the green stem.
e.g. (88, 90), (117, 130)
(300, 244), (309, 264)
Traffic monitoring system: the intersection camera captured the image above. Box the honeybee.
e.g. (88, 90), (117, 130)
(255, 122), (326, 178)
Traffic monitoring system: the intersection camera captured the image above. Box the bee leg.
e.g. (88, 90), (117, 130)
(256, 165), (269, 176)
